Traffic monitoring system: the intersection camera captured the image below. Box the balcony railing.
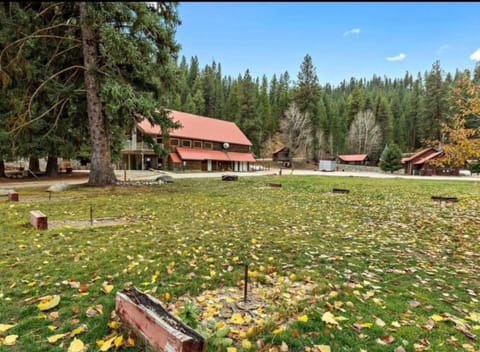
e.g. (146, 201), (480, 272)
(122, 141), (162, 151)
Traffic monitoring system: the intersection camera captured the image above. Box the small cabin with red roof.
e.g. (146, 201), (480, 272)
(401, 147), (448, 175)
(122, 110), (256, 172)
(337, 154), (369, 165)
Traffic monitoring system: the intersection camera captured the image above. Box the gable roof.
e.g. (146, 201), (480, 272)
(338, 154), (369, 162)
(137, 110), (252, 146)
(272, 146), (290, 155)
(413, 151), (443, 165)
(401, 147), (440, 163)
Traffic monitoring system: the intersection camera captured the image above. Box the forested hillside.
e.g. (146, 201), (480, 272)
(169, 54), (480, 160)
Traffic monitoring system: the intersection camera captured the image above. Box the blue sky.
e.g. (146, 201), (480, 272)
(175, 2), (480, 86)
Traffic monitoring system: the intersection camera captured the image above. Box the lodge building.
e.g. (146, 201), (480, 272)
(121, 110), (256, 172)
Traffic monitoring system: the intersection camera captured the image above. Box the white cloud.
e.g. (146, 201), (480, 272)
(343, 28), (361, 36)
(470, 48), (480, 61)
(386, 53), (406, 62)
(436, 44), (451, 55)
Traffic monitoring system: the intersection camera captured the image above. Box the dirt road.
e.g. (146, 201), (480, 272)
(1, 168), (479, 191)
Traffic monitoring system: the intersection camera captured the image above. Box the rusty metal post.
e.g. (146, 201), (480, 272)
(244, 263), (248, 303)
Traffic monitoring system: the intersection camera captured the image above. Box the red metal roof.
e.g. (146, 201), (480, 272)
(175, 147), (256, 163)
(401, 148), (432, 163)
(338, 154), (368, 162)
(169, 152), (181, 164)
(137, 110), (252, 146)
(413, 151), (443, 165)
(401, 148), (441, 163)
(176, 147), (231, 161)
(227, 151), (256, 162)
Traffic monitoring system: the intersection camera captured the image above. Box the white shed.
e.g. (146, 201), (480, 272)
(319, 160), (336, 172)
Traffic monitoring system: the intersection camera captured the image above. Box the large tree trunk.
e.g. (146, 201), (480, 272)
(79, 2), (116, 186)
(0, 159), (5, 178)
(29, 156), (40, 173)
(46, 155), (58, 177)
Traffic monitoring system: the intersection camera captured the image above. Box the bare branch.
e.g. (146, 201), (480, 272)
(27, 65), (85, 116)
(0, 35), (81, 69)
(348, 110), (380, 154)
(36, 2), (64, 18)
(44, 98), (70, 138)
(46, 44), (82, 68)
(10, 98), (68, 135)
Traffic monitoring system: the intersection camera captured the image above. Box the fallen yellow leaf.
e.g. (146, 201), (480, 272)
(38, 295), (61, 311)
(229, 313), (245, 324)
(107, 320), (119, 329)
(100, 335), (117, 351)
(47, 333), (66, 344)
(316, 345), (331, 352)
(127, 336), (135, 346)
(242, 339), (252, 349)
(322, 311), (339, 326)
(298, 314), (308, 323)
(431, 314), (446, 322)
(70, 324), (87, 337)
(0, 324), (15, 333)
(3, 335), (18, 346)
(273, 327), (284, 334)
(466, 312), (480, 323)
(114, 335), (123, 348)
(101, 283), (114, 294)
(67, 338), (85, 352)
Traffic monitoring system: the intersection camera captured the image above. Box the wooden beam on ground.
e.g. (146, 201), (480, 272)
(332, 188), (350, 194)
(116, 287), (205, 352)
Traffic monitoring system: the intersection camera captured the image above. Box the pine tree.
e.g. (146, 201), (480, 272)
(474, 62), (480, 84)
(346, 87), (364, 126)
(0, 2), (180, 185)
(294, 54), (321, 160)
(379, 144), (403, 173)
(422, 60), (447, 142)
(405, 80), (424, 150)
(258, 75), (272, 145)
(238, 69), (261, 154)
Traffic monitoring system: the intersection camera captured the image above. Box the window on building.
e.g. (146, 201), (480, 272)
(193, 141), (202, 148)
(182, 140), (192, 147)
(204, 142), (213, 149)
(170, 138), (179, 146)
(156, 136), (163, 144)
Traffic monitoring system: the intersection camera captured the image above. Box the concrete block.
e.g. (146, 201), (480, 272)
(8, 191), (19, 201)
(30, 210), (48, 230)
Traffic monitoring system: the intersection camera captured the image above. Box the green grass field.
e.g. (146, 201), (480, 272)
(0, 175), (479, 352)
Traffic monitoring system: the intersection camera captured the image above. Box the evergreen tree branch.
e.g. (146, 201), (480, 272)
(27, 65), (85, 117)
(0, 35), (81, 70)
(36, 2), (64, 18)
(46, 44), (81, 69)
(11, 97), (68, 135)
(44, 97), (70, 138)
